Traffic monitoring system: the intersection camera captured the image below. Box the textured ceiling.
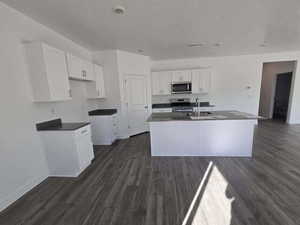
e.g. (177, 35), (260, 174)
(2, 0), (300, 59)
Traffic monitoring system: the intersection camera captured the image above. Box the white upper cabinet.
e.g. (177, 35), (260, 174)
(66, 53), (94, 81)
(25, 42), (71, 102)
(66, 53), (82, 80)
(81, 59), (94, 81)
(191, 69), (211, 94)
(152, 71), (172, 95)
(151, 72), (161, 95)
(172, 70), (192, 83)
(86, 64), (106, 99)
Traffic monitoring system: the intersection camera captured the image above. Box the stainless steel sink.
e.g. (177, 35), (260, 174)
(189, 112), (228, 120)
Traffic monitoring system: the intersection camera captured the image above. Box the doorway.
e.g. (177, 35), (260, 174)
(124, 75), (149, 136)
(272, 72), (292, 121)
(259, 61), (296, 122)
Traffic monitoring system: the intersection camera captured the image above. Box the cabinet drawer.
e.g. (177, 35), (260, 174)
(112, 115), (118, 125)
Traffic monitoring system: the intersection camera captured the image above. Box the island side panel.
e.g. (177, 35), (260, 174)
(149, 119), (257, 157)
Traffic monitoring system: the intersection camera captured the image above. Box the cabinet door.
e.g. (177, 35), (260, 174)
(42, 44), (70, 100)
(98, 68), (106, 98)
(152, 71), (172, 95)
(82, 60), (95, 81)
(66, 53), (83, 80)
(76, 131), (94, 171)
(192, 69), (211, 94)
(172, 70), (192, 83)
(151, 72), (161, 95)
(160, 71), (172, 95)
(95, 64), (106, 98)
(86, 64), (106, 98)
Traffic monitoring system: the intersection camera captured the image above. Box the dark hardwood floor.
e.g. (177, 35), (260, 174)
(1, 120), (300, 225)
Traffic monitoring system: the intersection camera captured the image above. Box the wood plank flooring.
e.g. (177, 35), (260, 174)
(1, 120), (300, 225)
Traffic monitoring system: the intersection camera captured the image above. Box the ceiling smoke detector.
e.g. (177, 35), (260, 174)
(113, 5), (126, 14)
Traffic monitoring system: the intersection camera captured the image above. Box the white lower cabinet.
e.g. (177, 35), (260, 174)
(89, 114), (118, 145)
(39, 125), (94, 177)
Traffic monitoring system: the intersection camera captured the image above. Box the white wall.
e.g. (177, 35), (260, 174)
(116, 50), (151, 137)
(93, 50), (151, 138)
(259, 61), (295, 118)
(152, 56), (262, 114)
(152, 52), (300, 124)
(0, 2), (100, 211)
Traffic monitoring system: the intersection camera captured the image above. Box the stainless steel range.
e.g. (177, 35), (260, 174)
(170, 98), (194, 112)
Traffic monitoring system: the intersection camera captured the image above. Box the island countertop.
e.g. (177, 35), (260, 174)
(147, 110), (263, 122)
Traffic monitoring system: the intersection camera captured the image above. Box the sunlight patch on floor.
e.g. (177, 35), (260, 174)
(182, 162), (234, 225)
(192, 165), (234, 225)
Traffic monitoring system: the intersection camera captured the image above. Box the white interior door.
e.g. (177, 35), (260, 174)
(125, 75), (149, 136)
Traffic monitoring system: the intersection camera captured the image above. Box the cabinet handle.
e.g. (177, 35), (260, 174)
(82, 70), (86, 78)
(69, 89), (72, 97)
(81, 129), (87, 134)
(97, 90), (100, 96)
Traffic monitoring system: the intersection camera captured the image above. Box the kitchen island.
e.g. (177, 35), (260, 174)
(147, 111), (262, 157)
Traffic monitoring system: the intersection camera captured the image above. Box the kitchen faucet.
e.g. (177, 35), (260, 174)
(195, 98), (201, 116)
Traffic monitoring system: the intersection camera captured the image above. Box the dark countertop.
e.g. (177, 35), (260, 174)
(36, 119), (90, 131)
(152, 102), (214, 108)
(152, 103), (172, 108)
(147, 111), (263, 122)
(88, 109), (117, 116)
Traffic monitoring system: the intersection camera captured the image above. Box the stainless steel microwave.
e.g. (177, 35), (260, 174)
(171, 82), (192, 94)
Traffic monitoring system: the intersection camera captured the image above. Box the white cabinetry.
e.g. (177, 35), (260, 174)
(86, 64), (106, 99)
(39, 125), (94, 177)
(172, 70), (192, 83)
(66, 54), (82, 80)
(191, 69), (211, 94)
(25, 42), (71, 102)
(151, 69), (212, 96)
(152, 108), (172, 113)
(152, 71), (172, 95)
(81, 59), (94, 81)
(89, 114), (118, 145)
(66, 53), (94, 81)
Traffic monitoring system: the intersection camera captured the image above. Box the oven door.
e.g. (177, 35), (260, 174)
(172, 83), (192, 94)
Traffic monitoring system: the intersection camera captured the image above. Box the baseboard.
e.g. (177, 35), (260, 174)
(287, 120), (300, 124)
(0, 174), (48, 212)
(117, 135), (129, 139)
